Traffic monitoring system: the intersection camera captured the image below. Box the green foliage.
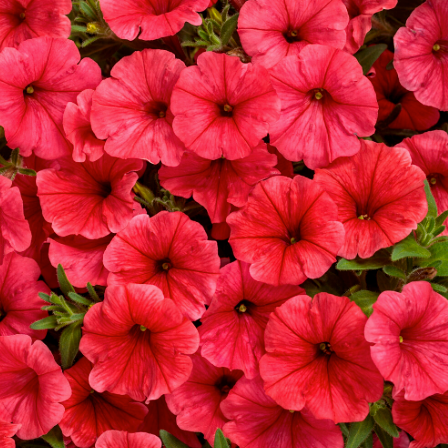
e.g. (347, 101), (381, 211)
(0, 148), (36, 180)
(59, 321), (83, 370)
(159, 430), (190, 448)
(391, 235), (431, 261)
(348, 290), (379, 317)
(214, 429), (230, 448)
(354, 44), (387, 75)
(346, 415), (375, 448)
(336, 251), (391, 271)
(41, 426), (65, 448)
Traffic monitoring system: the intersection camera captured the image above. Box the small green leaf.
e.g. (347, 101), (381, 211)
(71, 24), (88, 33)
(79, 1), (97, 20)
(373, 408), (399, 438)
(424, 179), (438, 218)
(17, 168), (37, 176)
(374, 426), (393, 448)
(30, 315), (58, 330)
(41, 425), (64, 448)
(354, 44), (387, 75)
(57, 264), (75, 297)
(436, 210), (448, 227)
(363, 433), (373, 448)
(159, 430), (190, 448)
(38, 292), (52, 303)
(339, 423), (349, 437)
(59, 321), (82, 370)
(214, 429), (230, 448)
(68, 292), (92, 307)
(220, 13), (239, 45)
(87, 282), (100, 302)
(346, 415), (375, 448)
(391, 235), (431, 261)
(349, 290), (379, 317)
(337, 251), (391, 271)
(81, 35), (102, 48)
(430, 282), (448, 293)
(382, 265), (406, 280)
(417, 241), (448, 276)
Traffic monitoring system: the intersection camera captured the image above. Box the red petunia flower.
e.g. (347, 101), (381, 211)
(91, 50), (186, 167)
(159, 142), (279, 224)
(259, 293), (384, 423)
(393, 391), (448, 448)
(365, 281), (448, 401)
(36, 155), (143, 240)
(0, 0), (71, 50)
(227, 175), (344, 286)
(166, 353), (242, 444)
(0, 335), (71, 440)
(0, 37), (101, 160)
(60, 357), (148, 448)
(99, 0), (209, 41)
(314, 140), (427, 259)
(370, 49), (439, 131)
(95, 430), (161, 448)
(0, 420), (21, 448)
(394, 0), (448, 111)
(80, 284), (199, 402)
(238, 0), (348, 69)
(269, 45), (378, 169)
(199, 260), (304, 379)
(171, 52), (280, 160)
(103, 212), (220, 321)
(221, 375), (344, 448)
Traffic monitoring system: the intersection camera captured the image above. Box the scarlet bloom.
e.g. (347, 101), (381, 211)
(365, 282), (448, 401)
(91, 50), (186, 166)
(0, 335), (71, 440)
(238, 0), (348, 68)
(221, 375), (344, 448)
(171, 52), (280, 160)
(314, 140), (427, 259)
(227, 175), (344, 286)
(0, 0), (71, 50)
(80, 284), (199, 402)
(37, 155), (143, 239)
(100, 0), (209, 41)
(95, 431), (161, 448)
(0, 420), (20, 448)
(166, 354), (242, 444)
(259, 293), (384, 423)
(370, 49), (439, 131)
(0, 37), (101, 159)
(60, 357), (148, 448)
(199, 261), (304, 379)
(394, 0), (448, 111)
(159, 142), (279, 223)
(393, 391), (448, 448)
(103, 212), (220, 320)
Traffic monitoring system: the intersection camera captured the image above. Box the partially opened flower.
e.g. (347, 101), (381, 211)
(37, 154), (143, 239)
(0, 0), (71, 50)
(80, 284), (199, 402)
(0, 420), (21, 448)
(259, 293), (383, 423)
(95, 430), (161, 448)
(227, 175), (345, 286)
(166, 354), (242, 444)
(199, 260), (304, 378)
(269, 45), (378, 169)
(91, 50), (186, 166)
(0, 335), (71, 440)
(159, 142), (279, 223)
(394, 0), (448, 111)
(221, 375), (344, 448)
(171, 52), (280, 160)
(103, 212), (220, 321)
(0, 37), (101, 159)
(314, 140), (427, 259)
(237, 0), (348, 69)
(60, 357), (148, 448)
(99, 0), (209, 41)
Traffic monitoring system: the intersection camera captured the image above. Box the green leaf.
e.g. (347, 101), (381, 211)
(436, 210), (448, 227)
(385, 59), (394, 70)
(30, 315), (58, 330)
(41, 425), (65, 448)
(346, 415), (375, 448)
(431, 282), (448, 293)
(159, 430), (190, 448)
(382, 265), (406, 280)
(71, 24), (88, 33)
(363, 433), (373, 448)
(79, 1), (97, 20)
(339, 423), (349, 437)
(59, 321), (82, 370)
(214, 429), (230, 448)
(17, 168), (37, 176)
(417, 242), (448, 276)
(57, 264), (76, 297)
(337, 251), (391, 271)
(354, 44), (387, 75)
(68, 292), (92, 306)
(374, 426), (393, 448)
(349, 290), (379, 317)
(38, 292), (52, 303)
(424, 179), (438, 218)
(220, 13), (239, 45)
(373, 408), (399, 437)
(391, 235), (431, 261)
(87, 282), (100, 302)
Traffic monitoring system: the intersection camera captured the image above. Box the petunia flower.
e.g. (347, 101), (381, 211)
(0, 420), (21, 448)
(171, 51), (280, 160)
(314, 140), (427, 259)
(259, 293), (384, 423)
(95, 430), (161, 448)
(0, 334), (71, 440)
(91, 49), (186, 167)
(103, 212), (220, 321)
(199, 260), (304, 378)
(221, 375), (344, 448)
(227, 175), (345, 286)
(0, 37), (101, 160)
(80, 284), (199, 402)
(238, 0), (349, 69)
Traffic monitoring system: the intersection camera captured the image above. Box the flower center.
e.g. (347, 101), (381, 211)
(358, 214), (371, 220)
(235, 300), (251, 314)
(432, 40), (448, 60)
(215, 375), (237, 396)
(428, 173), (441, 185)
(319, 341), (333, 355)
(284, 28), (300, 43)
(157, 258), (173, 272)
(140, 325), (147, 331)
(145, 101), (168, 119)
(24, 85), (34, 95)
(399, 336), (403, 343)
(19, 11), (26, 20)
(311, 89), (326, 101)
(99, 182), (112, 198)
(219, 103), (234, 117)
(289, 410), (295, 413)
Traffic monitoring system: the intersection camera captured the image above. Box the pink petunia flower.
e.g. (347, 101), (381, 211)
(227, 175), (345, 286)
(0, 420), (21, 448)
(99, 0), (209, 41)
(95, 430), (161, 448)
(103, 212), (220, 321)
(221, 375), (344, 448)
(60, 357), (148, 448)
(238, 0), (348, 69)
(0, 37), (101, 159)
(365, 281), (448, 401)
(0, 334), (71, 440)
(199, 260), (304, 379)
(0, 0), (71, 50)
(314, 140), (427, 259)
(159, 142), (279, 223)
(394, 0), (448, 111)
(166, 353), (242, 444)
(171, 52), (280, 160)
(36, 154), (143, 240)
(269, 44), (378, 169)
(91, 49), (186, 166)
(80, 284), (199, 402)
(259, 293), (384, 423)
